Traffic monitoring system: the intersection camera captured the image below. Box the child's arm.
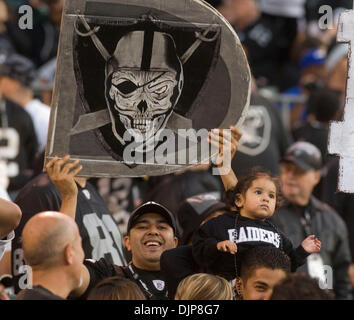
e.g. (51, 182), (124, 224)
(208, 126), (242, 191)
(280, 233), (311, 272)
(217, 240), (237, 254)
(301, 235), (322, 253)
(192, 218), (238, 276)
(284, 235), (321, 271)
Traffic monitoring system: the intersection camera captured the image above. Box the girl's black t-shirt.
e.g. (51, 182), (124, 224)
(192, 211), (309, 280)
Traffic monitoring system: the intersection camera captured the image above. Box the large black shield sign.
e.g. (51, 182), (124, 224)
(45, 0), (251, 177)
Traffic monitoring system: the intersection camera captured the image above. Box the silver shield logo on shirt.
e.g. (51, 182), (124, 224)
(153, 280), (165, 291)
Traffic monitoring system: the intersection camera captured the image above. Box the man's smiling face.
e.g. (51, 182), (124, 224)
(124, 213), (178, 270)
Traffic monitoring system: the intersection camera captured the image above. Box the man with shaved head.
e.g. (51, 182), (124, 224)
(16, 211), (84, 300)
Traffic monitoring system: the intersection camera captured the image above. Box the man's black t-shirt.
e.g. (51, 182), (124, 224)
(192, 212), (309, 280)
(12, 174), (126, 293)
(84, 258), (168, 300)
(16, 286), (64, 300)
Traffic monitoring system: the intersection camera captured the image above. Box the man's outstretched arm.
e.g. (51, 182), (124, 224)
(0, 198), (22, 239)
(45, 155), (82, 220)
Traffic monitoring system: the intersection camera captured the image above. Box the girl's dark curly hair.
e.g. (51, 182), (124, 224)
(223, 167), (283, 211)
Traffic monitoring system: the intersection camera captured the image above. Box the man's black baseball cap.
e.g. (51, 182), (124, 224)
(127, 201), (177, 234)
(280, 141), (323, 171)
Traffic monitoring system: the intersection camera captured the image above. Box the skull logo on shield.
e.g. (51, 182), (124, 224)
(105, 30), (184, 145)
(46, 0), (252, 177)
(72, 14), (223, 162)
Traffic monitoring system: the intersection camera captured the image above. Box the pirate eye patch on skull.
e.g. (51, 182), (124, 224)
(113, 72), (167, 96)
(114, 80), (138, 95)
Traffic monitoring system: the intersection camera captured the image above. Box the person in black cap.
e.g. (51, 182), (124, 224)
(272, 141), (352, 300)
(70, 201), (178, 300)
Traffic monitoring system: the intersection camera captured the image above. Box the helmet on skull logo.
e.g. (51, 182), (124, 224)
(104, 30), (184, 146)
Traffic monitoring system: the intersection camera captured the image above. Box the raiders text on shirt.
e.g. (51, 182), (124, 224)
(227, 227), (281, 248)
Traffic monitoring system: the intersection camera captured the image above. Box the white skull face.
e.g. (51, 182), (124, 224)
(108, 69), (179, 142)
